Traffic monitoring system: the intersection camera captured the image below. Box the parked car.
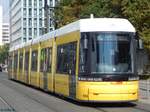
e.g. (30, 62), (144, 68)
(0, 66), (2, 72)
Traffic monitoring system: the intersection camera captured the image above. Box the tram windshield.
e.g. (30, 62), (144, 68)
(79, 32), (133, 75)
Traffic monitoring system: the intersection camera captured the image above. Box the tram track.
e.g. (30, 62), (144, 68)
(0, 77), (101, 112)
(2, 79), (150, 112)
(1, 73), (150, 112)
(0, 96), (16, 112)
(0, 78), (57, 112)
(95, 103), (150, 112)
(96, 107), (150, 112)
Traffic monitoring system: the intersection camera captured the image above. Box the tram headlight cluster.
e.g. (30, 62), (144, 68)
(128, 77), (139, 81)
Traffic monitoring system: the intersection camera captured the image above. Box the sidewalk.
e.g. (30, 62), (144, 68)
(139, 79), (150, 105)
(139, 98), (150, 105)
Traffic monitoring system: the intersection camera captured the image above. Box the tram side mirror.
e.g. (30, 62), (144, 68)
(83, 34), (88, 49)
(138, 39), (144, 50)
(135, 32), (144, 50)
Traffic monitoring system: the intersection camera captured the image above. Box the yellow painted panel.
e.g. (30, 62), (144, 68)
(31, 44), (39, 50)
(40, 39), (53, 48)
(22, 48), (25, 83)
(30, 71), (39, 87)
(18, 69), (23, 82)
(77, 81), (138, 101)
(47, 73), (53, 92)
(17, 51), (20, 81)
(55, 74), (69, 96)
(39, 72), (44, 89)
(56, 31), (80, 45)
(39, 72), (53, 91)
(22, 71), (25, 83)
(24, 70), (28, 84)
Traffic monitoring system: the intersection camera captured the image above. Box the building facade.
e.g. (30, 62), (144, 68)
(10, 0), (58, 47)
(0, 6), (2, 46)
(2, 23), (10, 44)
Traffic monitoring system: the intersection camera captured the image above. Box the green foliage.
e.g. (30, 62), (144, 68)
(0, 44), (9, 64)
(55, 0), (150, 51)
(122, 0), (150, 50)
(55, 0), (87, 27)
(139, 75), (150, 80)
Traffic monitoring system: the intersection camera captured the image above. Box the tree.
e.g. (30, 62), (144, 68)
(56, 0), (124, 26)
(55, 0), (87, 27)
(55, 0), (150, 51)
(121, 0), (150, 50)
(0, 44), (9, 64)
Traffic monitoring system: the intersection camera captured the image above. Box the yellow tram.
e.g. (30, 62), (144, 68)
(8, 18), (141, 102)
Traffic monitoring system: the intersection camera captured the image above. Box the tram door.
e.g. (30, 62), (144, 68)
(69, 43), (77, 98)
(41, 48), (51, 90)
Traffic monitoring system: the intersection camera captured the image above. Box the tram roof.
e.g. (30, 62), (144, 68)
(10, 18), (135, 52)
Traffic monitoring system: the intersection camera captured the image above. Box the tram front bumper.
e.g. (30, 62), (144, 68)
(76, 81), (138, 102)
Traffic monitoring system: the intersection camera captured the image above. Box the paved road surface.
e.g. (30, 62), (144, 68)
(0, 72), (150, 112)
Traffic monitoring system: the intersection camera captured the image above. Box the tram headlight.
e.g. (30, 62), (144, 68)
(128, 77), (139, 81)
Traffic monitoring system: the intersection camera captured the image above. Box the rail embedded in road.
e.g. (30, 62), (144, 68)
(0, 96), (15, 112)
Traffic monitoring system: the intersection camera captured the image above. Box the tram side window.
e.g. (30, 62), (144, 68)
(25, 52), (29, 71)
(40, 49), (45, 72)
(14, 53), (18, 72)
(8, 55), (13, 71)
(56, 42), (76, 74)
(40, 48), (52, 72)
(19, 53), (23, 70)
(8, 55), (13, 70)
(31, 50), (38, 71)
(47, 48), (52, 72)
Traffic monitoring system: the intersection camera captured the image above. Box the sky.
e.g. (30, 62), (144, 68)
(0, 0), (10, 23)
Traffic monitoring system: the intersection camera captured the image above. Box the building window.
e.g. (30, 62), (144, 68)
(23, 18), (26, 26)
(50, 0), (53, 6)
(34, 0), (37, 7)
(34, 19), (37, 27)
(29, 0), (32, 7)
(29, 18), (32, 27)
(39, 0), (42, 7)
(23, 28), (26, 36)
(23, 8), (26, 16)
(56, 42), (77, 74)
(39, 28), (43, 35)
(23, 38), (26, 42)
(39, 9), (42, 17)
(29, 8), (32, 16)
(34, 28), (37, 36)
(39, 18), (42, 27)
(29, 37), (32, 40)
(34, 9), (37, 16)
(29, 28), (32, 36)
(50, 28), (54, 31)
(55, 0), (59, 6)
(23, 1), (26, 7)
(50, 18), (53, 27)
